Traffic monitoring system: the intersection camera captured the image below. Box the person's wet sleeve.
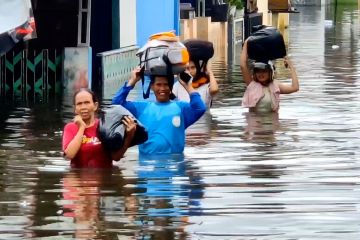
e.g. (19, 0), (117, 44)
(112, 82), (149, 118)
(112, 82), (139, 116)
(181, 92), (206, 128)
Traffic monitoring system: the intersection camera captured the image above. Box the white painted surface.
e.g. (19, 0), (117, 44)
(258, 0), (270, 26)
(0, 0), (31, 33)
(120, 0), (137, 48)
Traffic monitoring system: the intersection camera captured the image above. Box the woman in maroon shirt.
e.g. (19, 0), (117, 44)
(62, 88), (136, 168)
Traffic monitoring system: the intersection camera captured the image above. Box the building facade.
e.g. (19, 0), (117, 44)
(0, 0), (180, 101)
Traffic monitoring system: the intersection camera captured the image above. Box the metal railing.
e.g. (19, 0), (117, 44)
(97, 45), (139, 99)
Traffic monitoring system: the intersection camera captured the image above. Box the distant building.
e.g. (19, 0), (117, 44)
(179, 0), (229, 22)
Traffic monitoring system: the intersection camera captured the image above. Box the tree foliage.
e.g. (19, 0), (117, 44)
(228, 0), (244, 9)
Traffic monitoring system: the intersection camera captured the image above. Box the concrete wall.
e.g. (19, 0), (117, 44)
(258, 0), (289, 29)
(136, 0), (179, 47)
(180, 17), (228, 62)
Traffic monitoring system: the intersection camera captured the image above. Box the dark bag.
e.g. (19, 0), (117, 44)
(182, 39), (214, 61)
(247, 25), (286, 62)
(97, 105), (148, 152)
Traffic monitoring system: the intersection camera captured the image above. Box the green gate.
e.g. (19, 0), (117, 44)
(0, 48), (63, 103)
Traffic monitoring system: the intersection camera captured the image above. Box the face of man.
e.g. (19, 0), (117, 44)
(151, 76), (171, 102)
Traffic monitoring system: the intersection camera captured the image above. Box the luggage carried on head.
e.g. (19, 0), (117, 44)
(182, 39), (214, 62)
(136, 31), (190, 98)
(137, 31), (189, 76)
(247, 25), (286, 62)
(97, 105), (148, 152)
(182, 39), (214, 83)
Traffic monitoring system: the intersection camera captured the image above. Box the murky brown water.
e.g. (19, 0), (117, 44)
(0, 4), (360, 240)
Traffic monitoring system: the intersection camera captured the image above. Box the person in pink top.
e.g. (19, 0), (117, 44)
(240, 39), (299, 113)
(62, 88), (137, 168)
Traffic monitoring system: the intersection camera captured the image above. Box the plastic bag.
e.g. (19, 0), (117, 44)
(98, 105), (148, 152)
(247, 25), (286, 62)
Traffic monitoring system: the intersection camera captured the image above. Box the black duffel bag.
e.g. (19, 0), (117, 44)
(182, 39), (214, 61)
(97, 105), (148, 152)
(247, 25), (286, 62)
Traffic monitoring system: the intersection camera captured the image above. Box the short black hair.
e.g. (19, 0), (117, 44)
(149, 75), (174, 89)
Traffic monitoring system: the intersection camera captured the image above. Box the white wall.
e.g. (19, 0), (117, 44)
(119, 0), (137, 48)
(0, 0), (31, 33)
(257, 0), (271, 26)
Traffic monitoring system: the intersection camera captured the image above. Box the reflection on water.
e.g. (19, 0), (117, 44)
(59, 169), (132, 239)
(130, 154), (203, 239)
(0, 4), (360, 239)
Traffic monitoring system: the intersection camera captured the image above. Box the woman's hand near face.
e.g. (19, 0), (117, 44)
(74, 115), (87, 129)
(178, 72), (196, 94)
(64, 115), (86, 159)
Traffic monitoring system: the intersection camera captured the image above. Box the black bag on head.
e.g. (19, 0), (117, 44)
(97, 105), (148, 152)
(183, 39), (214, 82)
(183, 39), (214, 61)
(247, 25), (286, 62)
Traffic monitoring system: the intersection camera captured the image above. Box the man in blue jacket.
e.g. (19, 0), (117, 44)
(112, 67), (206, 155)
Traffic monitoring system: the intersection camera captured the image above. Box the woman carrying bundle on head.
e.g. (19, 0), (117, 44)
(172, 39), (219, 110)
(240, 26), (299, 113)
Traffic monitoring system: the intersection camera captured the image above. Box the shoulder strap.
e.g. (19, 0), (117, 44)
(136, 66), (151, 99)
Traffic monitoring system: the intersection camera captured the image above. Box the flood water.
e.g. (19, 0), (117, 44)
(1, 4), (360, 240)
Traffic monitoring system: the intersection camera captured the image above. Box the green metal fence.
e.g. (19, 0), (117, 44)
(0, 48), (63, 103)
